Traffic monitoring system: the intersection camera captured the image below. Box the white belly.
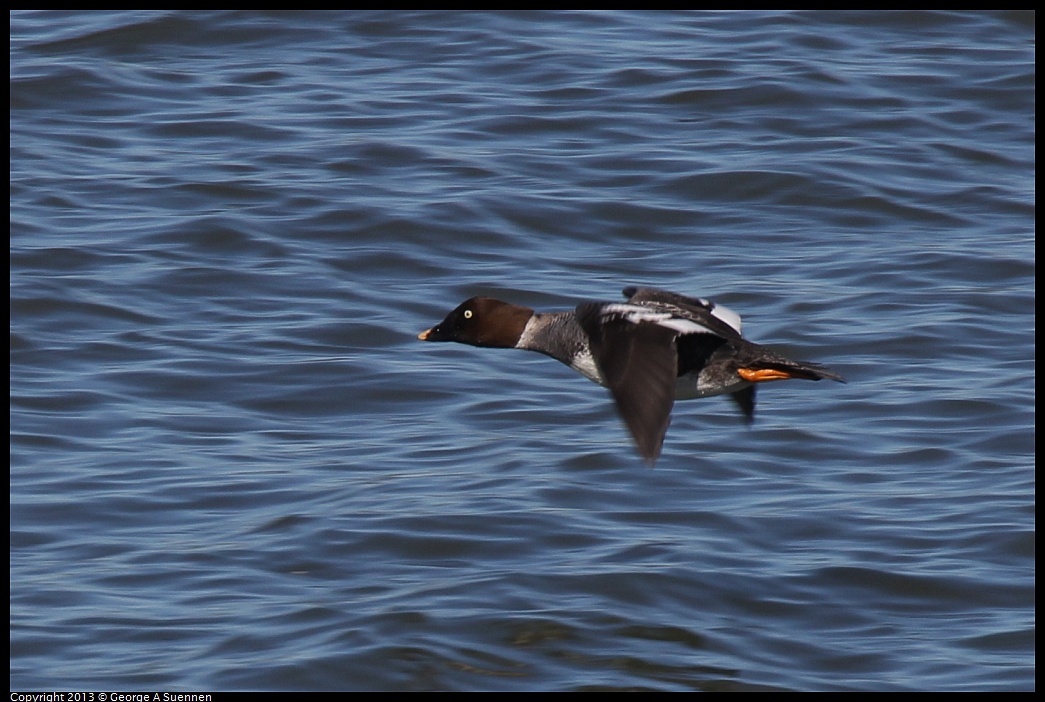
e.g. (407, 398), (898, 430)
(571, 351), (749, 401)
(674, 372), (749, 401)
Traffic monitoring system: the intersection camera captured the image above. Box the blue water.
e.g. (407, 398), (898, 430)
(10, 10), (1034, 691)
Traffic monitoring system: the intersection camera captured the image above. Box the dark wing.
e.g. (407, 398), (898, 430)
(622, 286), (743, 340)
(729, 385), (757, 424)
(628, 287), (845, 385)
(576, 302), (678, 465)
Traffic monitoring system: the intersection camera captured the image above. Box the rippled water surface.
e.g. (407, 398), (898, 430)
(10, 10), (1034, 691)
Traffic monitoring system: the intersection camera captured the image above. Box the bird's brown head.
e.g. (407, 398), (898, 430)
(418, 297), (534, 349)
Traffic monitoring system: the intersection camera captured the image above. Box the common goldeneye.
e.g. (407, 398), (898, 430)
(419, 286), (844, 464)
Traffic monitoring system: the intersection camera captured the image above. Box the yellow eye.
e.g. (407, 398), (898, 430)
(464, 309), (473, 319)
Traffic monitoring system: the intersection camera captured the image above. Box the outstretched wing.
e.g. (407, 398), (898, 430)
(623, 286), (743, 339)
(576, 302), (680, 464)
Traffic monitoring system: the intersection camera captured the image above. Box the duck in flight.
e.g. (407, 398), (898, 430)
(419, 286), (844, 464)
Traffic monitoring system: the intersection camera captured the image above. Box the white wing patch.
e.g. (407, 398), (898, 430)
(709, 302), (742, 334)
(599, 303), (721, 336)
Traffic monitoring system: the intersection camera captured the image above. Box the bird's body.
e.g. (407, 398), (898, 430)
(419, 287), (844, 463)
